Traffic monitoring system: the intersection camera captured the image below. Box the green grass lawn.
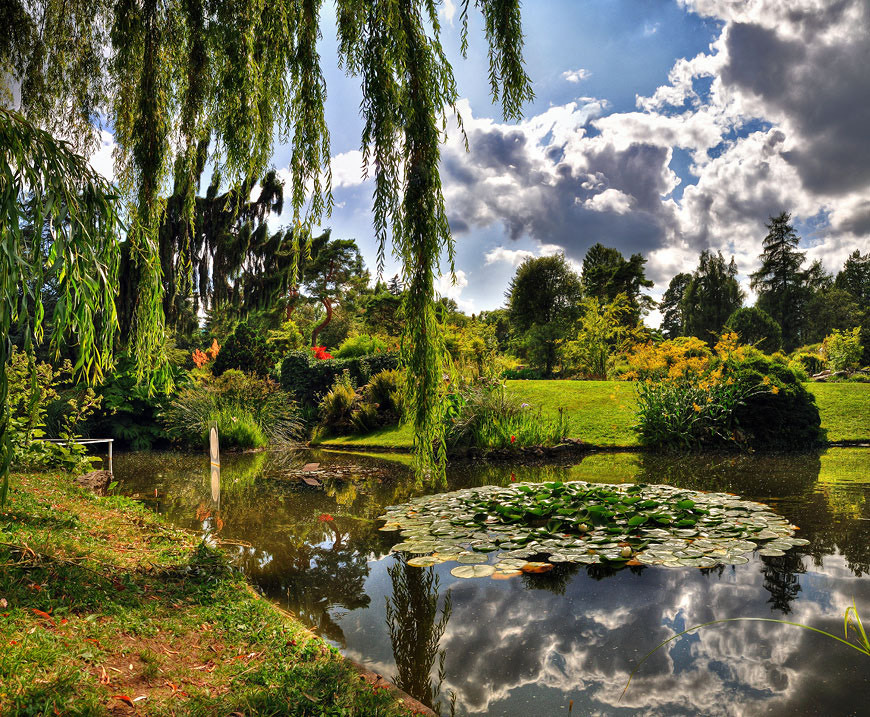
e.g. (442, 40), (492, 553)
(806, 382), (870, 443)
(0, 472), (421, 716)
(321, 380), (869, 450)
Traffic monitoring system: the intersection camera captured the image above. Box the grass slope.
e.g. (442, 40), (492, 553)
(322, 381), (869, 450)
(805, 383), (869, 443)
(0, 473), (419, 717)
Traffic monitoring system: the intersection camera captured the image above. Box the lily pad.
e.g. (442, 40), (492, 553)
(451, 564), (496, 579)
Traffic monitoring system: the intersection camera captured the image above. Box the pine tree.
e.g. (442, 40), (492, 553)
(750, 212), (807, 351)
(682, 251), (744, 344)
(660, 272), (692, 339)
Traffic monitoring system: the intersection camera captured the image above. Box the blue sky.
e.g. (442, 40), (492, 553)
(86, 1), (870, 324)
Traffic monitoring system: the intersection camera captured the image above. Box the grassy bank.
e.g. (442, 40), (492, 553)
(321, 380), (869, 450)
(0, 472), (420, 716)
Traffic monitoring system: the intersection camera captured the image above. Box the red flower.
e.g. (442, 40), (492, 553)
(311, 346), (333, 360)
(510, 435), (516, 444)
(510, 473), (516, 482)
(318, 513), (334, 522)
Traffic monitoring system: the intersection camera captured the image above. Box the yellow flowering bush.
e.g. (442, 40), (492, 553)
(632, 333), (820, 450)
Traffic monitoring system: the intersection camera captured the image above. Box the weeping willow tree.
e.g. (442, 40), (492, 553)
(4, 0), (533, 472)
(0, 108), (121, 504)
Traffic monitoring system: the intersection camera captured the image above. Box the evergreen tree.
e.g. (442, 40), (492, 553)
(660, 272), (692, 339)
(682, 251), (744, 344)
(835, 250), (870, 304)
(750, 212), (807, 351)
(581, 243), (654, 323)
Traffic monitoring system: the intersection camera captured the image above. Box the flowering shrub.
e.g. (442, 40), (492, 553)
(620, 336), (713, 381)
(822, 327), (864, 372)
(634, 333), (820, 450)
(192, 339), (220, 368)
(312, 345), (333, 360)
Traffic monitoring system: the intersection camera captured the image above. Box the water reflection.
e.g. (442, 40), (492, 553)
(115, 447), (870, 715)
(386, 555), (453, 714)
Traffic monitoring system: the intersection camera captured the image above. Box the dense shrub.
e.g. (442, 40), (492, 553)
(334, 333), (389, 358)
(791, 351), (825, 376)
(501, 367), (544, 380)
(280, 350), (400, 404)
(633, 333), (820, 450)
(162, 370), (301, 449)
(725, 307), (783, 353)
(444, 378), (570, 449)
(822, 327), (864, 371)
(620, 336), (712, 381)
(212, 322), (277, 377)
(315, 369), (404, 436)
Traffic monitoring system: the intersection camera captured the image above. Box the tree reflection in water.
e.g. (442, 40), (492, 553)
(386, 555), (453, 715)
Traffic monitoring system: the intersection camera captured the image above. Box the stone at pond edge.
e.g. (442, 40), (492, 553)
(75, 470), (113, 496)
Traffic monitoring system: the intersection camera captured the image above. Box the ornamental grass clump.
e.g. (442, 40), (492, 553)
(628, 333), (820, 450)
(162, 370), (301, 449)
(444, 378), (570, 450)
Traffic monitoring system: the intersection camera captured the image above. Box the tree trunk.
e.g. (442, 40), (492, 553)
(311, 297), (332, 347)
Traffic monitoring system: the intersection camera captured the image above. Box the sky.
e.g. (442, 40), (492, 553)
(90, 0), (870, 326)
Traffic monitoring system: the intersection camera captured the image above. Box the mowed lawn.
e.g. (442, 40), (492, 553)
(322, 380), (869, 449)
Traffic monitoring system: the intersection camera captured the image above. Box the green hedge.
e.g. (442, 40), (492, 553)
(280, 350), (399, 404)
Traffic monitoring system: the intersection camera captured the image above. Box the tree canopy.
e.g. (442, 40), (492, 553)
(4, 0), (534, 472)
(580, 243), (654, 323)
(682, 250), (743, 344)
(507, 254), (582, 375)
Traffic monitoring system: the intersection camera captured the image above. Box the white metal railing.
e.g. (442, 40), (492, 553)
(39, 438), (114, 473)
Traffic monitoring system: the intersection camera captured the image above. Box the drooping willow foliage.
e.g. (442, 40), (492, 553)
(0, 108), (121, 504)
(4, 0), (533, 472)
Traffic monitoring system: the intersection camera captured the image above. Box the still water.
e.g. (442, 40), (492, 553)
(116, 448), (870, 716)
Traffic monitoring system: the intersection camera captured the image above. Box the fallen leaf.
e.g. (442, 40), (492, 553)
(31, 609), (55, 625)
(0, 598), (7, 609)
(302, 462), (320, 472)
(111, 695), (134, 706)
(301, 476), (321, 487)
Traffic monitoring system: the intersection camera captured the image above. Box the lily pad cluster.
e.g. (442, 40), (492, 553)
(378, 481), (809, 579)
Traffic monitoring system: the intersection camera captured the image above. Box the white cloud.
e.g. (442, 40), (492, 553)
(88, 130), (116, 181)
(582, 187), (634, 214)
(644, 21), (661, 36)
(561, 68), (591, 83)
(484, 247), (536, 267)
(435, 269), (475, 312)
(441, 0), (457, 25)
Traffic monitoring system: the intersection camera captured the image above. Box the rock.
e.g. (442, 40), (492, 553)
(75, 470), (113, 496)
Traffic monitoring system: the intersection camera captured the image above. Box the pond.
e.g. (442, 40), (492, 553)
(115, 447), (870, 716)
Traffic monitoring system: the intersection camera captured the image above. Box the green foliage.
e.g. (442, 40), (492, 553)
(682, 250), (744, 344)
(580, 243), (655, 322)
(1, 109), (120, 503)
(334, 333), (388, 359)
(791, 350), (824, 376)
(508, 254), (583, 375)
(725, 306), (783, 353)
(634, 335), (821, 450)
(750, 212), (810, 351)
(444, 378), (570, 449)
(317, 369), (404, 436)
(162, 370), (300, 449)
(86, 355), (178, 450)
(280, 350), (400, 404)
(5, 347), (99, 474)
(564, 294), (644, 379)
(266, 319), (305, 355)
(823, 328), (864, 371)
(501, 367), (544, 380)
(660, 272), (692, 339)
(212, 321), (277, 377)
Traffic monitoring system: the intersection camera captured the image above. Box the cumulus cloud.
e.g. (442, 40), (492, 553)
(561, 68), (591, 83)
(436, 0), (870, 298)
